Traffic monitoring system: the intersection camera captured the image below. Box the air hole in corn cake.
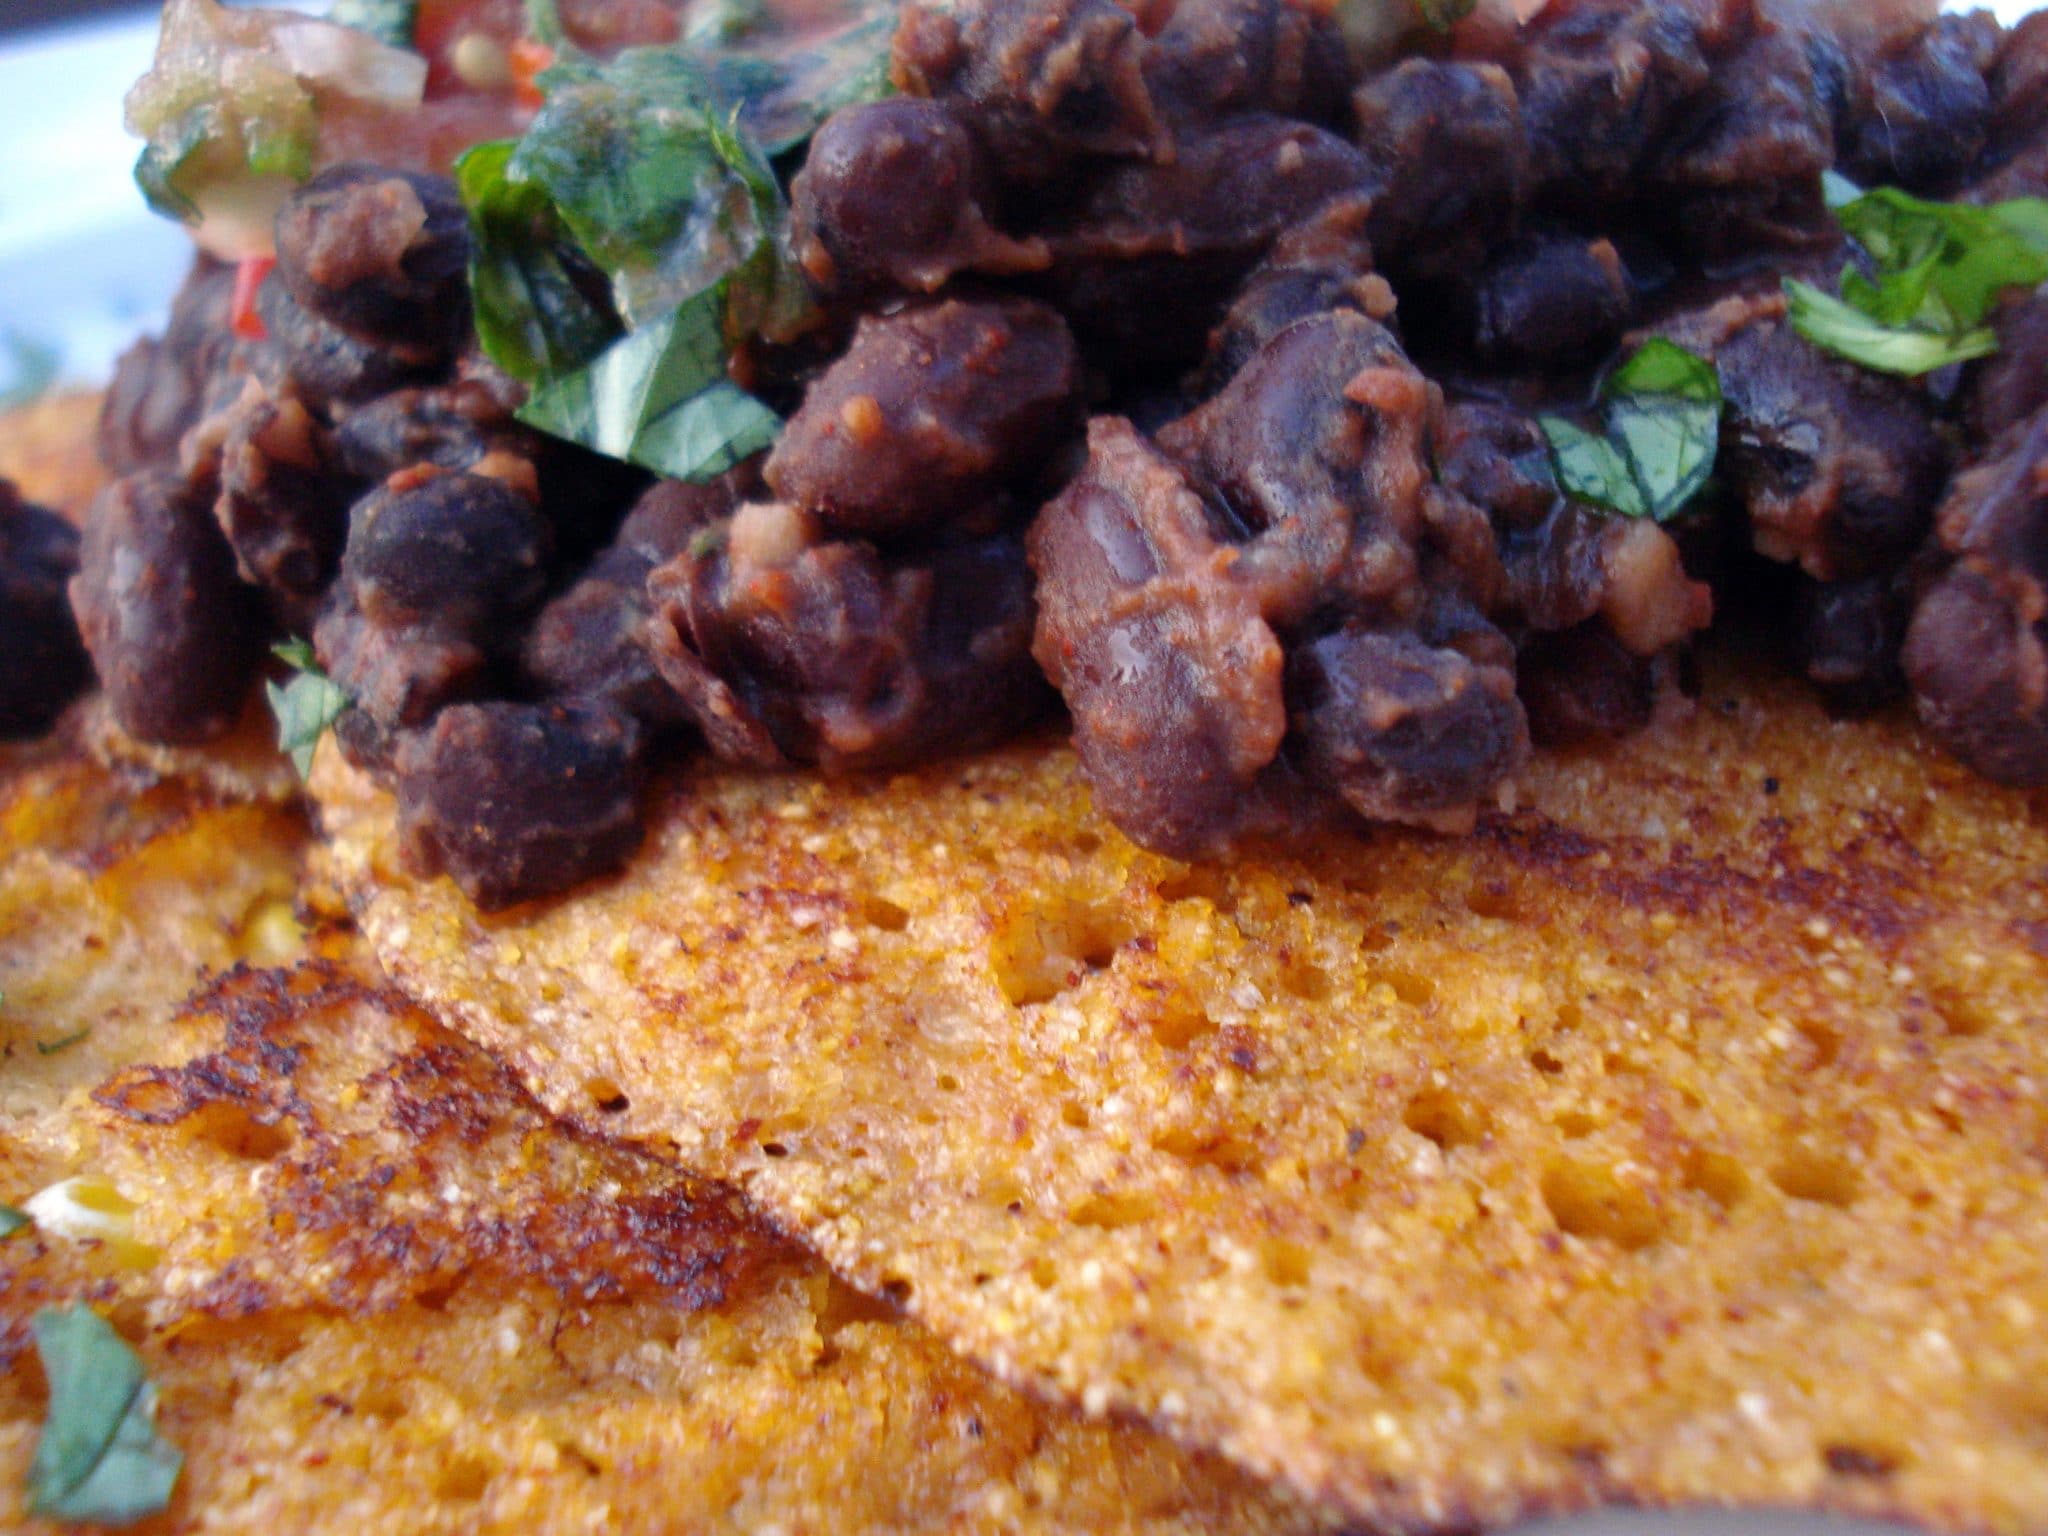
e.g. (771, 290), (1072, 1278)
(990, 894), (1135, 1007)
(857, 894), (911, 932)
(434, 1454), (493, 1503)
(1770, 1139), (1864, 1208)
(1540, 1157), (1671, 1251)
(1681, 1146), (1752, 1214)
(1403, 1087), (1490, 1152)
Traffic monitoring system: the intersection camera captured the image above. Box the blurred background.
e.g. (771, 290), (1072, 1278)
(1, 0), (146, 31)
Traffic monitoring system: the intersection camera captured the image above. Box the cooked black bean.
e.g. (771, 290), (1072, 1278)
(789, 99), (1050, 300)
(1145, 0), (1350, 126)
(1351, 60), (1528, 283)
(213, 379), (354, 630)
(0, 484), (90, 738)
(1518, 623), (1658, 745)
(1050, 115), (1375, 374)
(273, 164), (471, 346)
(1471, 234), (1634, 369)
(891, 0), (1167, 178)
(257, 278), (446, 409)
(1028, 417), (1288, 859)
(1287, 620), (1528, 831)
(314, 470), (549, 731)
(1432, 402), (1560, 533)
(764, 299), (1081, 539)
(1646, 28), (1838, 257)
(98, 257), (236, 475)
(1796, 571), (1912, 710)
(394, 700), (646, 911)
(1197, 199), (1386, 393)
(1159, 308), (1446, 628)
(1510, 0), (1726, 212)
(523, 472), (756, 726)
(70, 470), (263, 744)
(1665, 295), (1949, 582)
(331, 379), (522, 482)
(648, 503), (1044, 771)
(1969, 286), (2048, 442)
(1903, 409), (2048, 785)
(1843, 12), (2000, 194)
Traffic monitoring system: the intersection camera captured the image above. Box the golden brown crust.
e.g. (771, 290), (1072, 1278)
(318, 668), (2048, 1534)
(0, 400), (1321, 1535)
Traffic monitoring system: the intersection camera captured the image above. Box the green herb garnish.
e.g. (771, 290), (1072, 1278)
(518, 294), (783, 480)
(458, 3), (893, 482)
(0, 1206), (27, 1239)
(458, 139), (620, 384)
(265, 639), (349, 780)
(26, 1306), (182, 1525)
(1786, 182), (2048, 377)
(35, 1028), (92, 1057)
(1540, 339), (1723, 522)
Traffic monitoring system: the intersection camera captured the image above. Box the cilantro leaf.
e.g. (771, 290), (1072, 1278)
(1784, 280), (2000, 375)
(264, 641), (349, 780)
(457, 140), (621, 384)
(511, 48), (815, 329)
(1540, 339), (1722, 522)
(28, 1306), (182, 1525)
(0, 1206), (27, 1239)
(518, 294), (782, 480)
(1788, 184), (2048, 377)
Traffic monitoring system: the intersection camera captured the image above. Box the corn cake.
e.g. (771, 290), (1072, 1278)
(0, 399), (1319, 1535)
(319, 667), (2048, 1534)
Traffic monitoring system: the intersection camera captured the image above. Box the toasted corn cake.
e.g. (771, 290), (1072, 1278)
(0, 402), (1322, 1536)
(318, 666), (2048, 1534)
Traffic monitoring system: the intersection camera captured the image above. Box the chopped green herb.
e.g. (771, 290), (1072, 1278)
(511, 49), (816, 327)
(519, 294), (783, 481)
(27, 1306), (182, 1525)
(0, 1206), (27, 1239)
(35, 1028), (92, 1057)
(459, 6), (888, 480)
(458, 139), (620, 384)
(1787, 184), (2048, 377)
(1540, 339), (1723, 522)
(264, 641), (349, 780)
(327, 0), (418, 48)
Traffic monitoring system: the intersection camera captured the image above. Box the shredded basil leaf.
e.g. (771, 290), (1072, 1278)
(512, 49), (817, 327)
(265, 641), (349, 781)
(35, 1028), (93, 1057)
(458, 140), (620, 384)
(1787, 185), (2048, 377)
(1540, 339), (1723, 522)
(459, 5), (893, 480)
(0, 1206), (27, 1239)
(519, 294), (783, 480)
(27, 1306), (183, 1526)
(327, 0), (418, 49)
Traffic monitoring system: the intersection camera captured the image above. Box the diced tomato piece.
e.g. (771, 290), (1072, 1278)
(509, 38), (555, 109)
(231, 255), (277, 341)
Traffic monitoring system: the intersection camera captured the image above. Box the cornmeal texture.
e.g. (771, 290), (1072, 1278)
(0, 403), (1318, 1536)
(319, 669), (2048, 1535)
